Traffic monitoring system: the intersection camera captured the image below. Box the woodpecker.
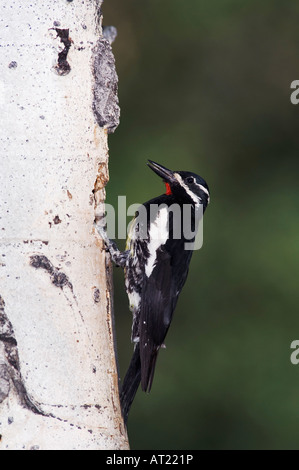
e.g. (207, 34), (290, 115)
(95, 160), (210, 424)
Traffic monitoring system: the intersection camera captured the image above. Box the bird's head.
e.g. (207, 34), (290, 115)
(147, 160), (210, 211)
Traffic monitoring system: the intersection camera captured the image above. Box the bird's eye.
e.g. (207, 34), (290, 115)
(186, 177), (194, 184)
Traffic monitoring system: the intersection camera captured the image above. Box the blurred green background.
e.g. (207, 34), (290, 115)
(103, 0), (299, 449)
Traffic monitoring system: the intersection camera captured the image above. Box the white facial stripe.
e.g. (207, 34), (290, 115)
(196, 183), (210, 197)
(196, 182), (210, 203)
(174, 173), (202, 206)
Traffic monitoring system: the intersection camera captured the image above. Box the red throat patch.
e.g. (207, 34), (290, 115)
(165, 182), (172, 195)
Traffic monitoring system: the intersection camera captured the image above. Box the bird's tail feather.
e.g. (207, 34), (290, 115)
(120, 344), (141, 425)
(141, 349), (158, 393)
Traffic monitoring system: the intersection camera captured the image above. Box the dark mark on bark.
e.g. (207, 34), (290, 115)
(92, 37), (120, 134)
(53, 215), (62, 225)
(0, 295), (43, 414)
(53, 28), (72, 76)
(0, 363), (10, 404)
(8, 61), (17, 69)
(23, 240), (49, 245)
(30, 255), (73, 291)
(93, 288), (101, 303)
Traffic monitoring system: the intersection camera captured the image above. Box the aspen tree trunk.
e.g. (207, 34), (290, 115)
(0, 0), (129, 450)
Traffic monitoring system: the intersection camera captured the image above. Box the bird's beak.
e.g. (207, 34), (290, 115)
(147, 160), (176, 184)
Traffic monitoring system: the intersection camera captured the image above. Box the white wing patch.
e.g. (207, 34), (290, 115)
(145, 206), (169, 278)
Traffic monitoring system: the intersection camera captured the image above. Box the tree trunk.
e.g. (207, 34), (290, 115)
(0, 0), (128, 450)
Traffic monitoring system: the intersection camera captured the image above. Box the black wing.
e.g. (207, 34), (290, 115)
(139, 240), (193, 392)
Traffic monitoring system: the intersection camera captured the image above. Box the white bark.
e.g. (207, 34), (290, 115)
(0, 1), (128, 450)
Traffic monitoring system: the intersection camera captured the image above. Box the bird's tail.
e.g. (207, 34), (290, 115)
(120, 344), (142, 425)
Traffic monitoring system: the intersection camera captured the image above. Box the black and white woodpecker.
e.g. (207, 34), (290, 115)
(95, 160), (210, 424)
